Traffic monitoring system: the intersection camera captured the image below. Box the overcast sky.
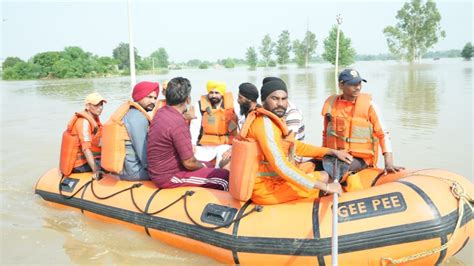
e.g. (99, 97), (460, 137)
(1, 0), (472, 62)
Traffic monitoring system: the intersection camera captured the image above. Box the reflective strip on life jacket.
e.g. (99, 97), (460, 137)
(261, 116), (314, 190)
(324, 93), (378, 165)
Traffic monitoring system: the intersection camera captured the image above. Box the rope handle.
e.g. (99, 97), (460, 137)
(381, 173), (473, 265)
(131, 189), (194, 215)
(90, 179), (142, 200)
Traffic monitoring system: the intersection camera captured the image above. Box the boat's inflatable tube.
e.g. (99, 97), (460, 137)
(35, 168), (473, 265)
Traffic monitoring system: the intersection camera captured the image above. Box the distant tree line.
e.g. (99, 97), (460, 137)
(245, 27), (354, 69)
(2, 44), (170, 80)
(1, 0), (466, 80)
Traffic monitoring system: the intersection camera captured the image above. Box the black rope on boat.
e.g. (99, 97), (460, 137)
(370, 171), (386, 187)
(89, 179), (143, 200)
(58, 174), (93, 199)
(130, 189), (195, 215)
(182, 195), (264, 230)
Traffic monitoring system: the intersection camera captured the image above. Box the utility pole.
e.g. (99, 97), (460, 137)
(334, 14), (343, 94)
(127, 0), (136, 92)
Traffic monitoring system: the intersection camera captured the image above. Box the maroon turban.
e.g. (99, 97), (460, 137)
(132, 81), (160, 101)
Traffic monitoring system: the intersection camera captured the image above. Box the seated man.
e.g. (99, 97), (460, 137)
(101, 81), (158, 181)
(60, 92), (107, 179)
(219, 82), (260, 169)
(262, 77), (305, 140)
(190, 80), (238, 167)
(234, 82), (260, 130)
(321, 69), (403, 173)
(147, 77), (229, 190)
(239, 79), (352, 205)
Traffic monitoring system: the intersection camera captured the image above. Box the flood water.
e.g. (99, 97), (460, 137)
(1, 58), (472, 265)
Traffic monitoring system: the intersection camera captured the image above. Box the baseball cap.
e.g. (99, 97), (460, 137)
(84, 92), (107, 105)
(338, 69), (367, 85)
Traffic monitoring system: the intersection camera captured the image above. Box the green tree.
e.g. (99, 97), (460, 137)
(187, 59), (202, 67)
(51, 47), (95, 78)
(150, 48), (169, 68)
(2, 62), (41, 80)
(94, 56), (118, 75)
(383, 0), (445, 63)
(276, 30), (291, 65)
(293, 30), (318, 67)
(461, 42), (473, 60)
(2, 57), (24, 69)
(112, 42), (141, 70)
(245, 47), (258, 68)
(62, 46), (91, 61)
(198, 62), (209, 69)
(259, 34), (275, 67)
(32, 51), (63, 77)
(322, 26), (356, 66)
(223, 58), (235, 68)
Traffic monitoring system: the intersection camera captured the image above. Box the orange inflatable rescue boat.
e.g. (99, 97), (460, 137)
(35, 168), (473, 265)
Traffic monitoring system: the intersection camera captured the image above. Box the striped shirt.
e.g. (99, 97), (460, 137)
(284, 101), (305, 141)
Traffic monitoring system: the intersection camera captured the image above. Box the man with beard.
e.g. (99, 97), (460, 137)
(101, 81), (158, 181)
(262, 77), (306, 141)
(147, 77), (229, 190)
(238, 79), (353, 205)
(218, 82), (259, 169)
(235, 82), (259, 129)
(190, 80), (238, 167)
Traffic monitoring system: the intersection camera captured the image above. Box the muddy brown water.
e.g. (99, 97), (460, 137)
(1, 58), (472, 264)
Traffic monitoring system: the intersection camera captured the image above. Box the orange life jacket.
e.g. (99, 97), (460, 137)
(151, 99), (166, 119)
(322, 93), (378, 165)
(101, 101), (151, 174)
(59, 111), (100, 176)
(198, 92), (238, 146)
(229, 107), (295, 201)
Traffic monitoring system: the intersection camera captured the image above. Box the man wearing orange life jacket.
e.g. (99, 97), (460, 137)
(240, 79), (352, 205)
(101, 81), (158, 181)
(190, 80), (238, 167)
(59, 92), (107, 179)
(321, 69), (404, 174)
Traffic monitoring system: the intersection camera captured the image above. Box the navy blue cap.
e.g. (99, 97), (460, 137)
(338, 69), (367, 85)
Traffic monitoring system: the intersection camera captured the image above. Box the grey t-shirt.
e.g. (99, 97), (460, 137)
(120, 108), (150, 180)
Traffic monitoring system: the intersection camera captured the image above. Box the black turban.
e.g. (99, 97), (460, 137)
(238, 82), (258, 101)
(261, 79), (287, 101)
(262, 76), (282, 85)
